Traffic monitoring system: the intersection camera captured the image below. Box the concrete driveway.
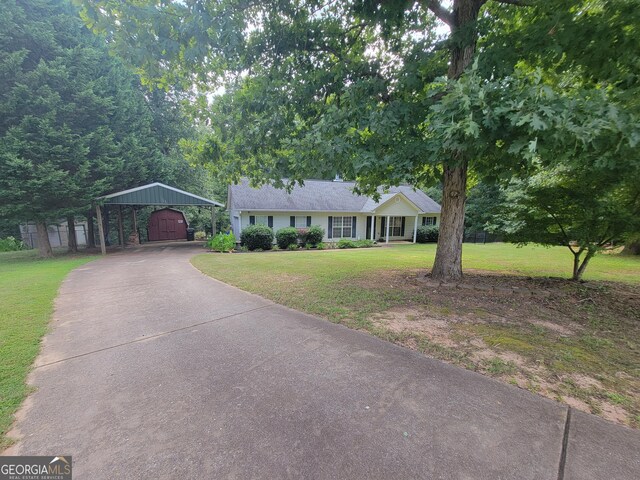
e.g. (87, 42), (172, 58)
(5, 244), (639, 479)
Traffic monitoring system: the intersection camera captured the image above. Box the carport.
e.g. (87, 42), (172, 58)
(95, 182), (224, 255)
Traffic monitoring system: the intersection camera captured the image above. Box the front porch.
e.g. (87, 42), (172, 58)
(364, 193), (438, 244)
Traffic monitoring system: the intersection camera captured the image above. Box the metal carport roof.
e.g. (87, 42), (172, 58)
(98, 182), (223, 207)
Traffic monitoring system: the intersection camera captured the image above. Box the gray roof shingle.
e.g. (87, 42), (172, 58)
(228, 179), (441, 213)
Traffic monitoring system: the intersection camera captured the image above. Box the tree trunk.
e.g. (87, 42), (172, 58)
(431, 0), (482, 282)
(432, 161), (468, 280)
(67, 216), (78, 253)
(35, 221), (53, 258)
(86, 210), (95, 248)
(572, 248), (595, 281)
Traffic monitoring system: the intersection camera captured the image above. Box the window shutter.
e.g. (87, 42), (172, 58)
(433, 216), (437, 226)
(401, 217), (406, 236)
(306, 216), (311, 227)
(268, 216), (273, 228)
(380, 217), (385, 237)
(352, 216), (357, 238)
(249, 215), (255, 225)
(290, 216), (295, 227)
(422, 217), (426, 226)
(328, 216), (333, 239)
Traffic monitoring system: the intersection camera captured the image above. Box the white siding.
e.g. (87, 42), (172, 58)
(231, 210), (440, 244)
(374, 195), (421, 217)
(237, 212), (369, 243)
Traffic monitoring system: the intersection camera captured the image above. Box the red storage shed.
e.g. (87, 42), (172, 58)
(148, 208), (188, 241)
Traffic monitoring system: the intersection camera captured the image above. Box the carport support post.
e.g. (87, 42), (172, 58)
(95, 205), (106, 255)
(132, 207), (138, 243)
(211, 207), (217, 236)
(117, 205), (125, 248)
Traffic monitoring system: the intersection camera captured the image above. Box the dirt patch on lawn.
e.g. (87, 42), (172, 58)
(363, 270), (640, 429)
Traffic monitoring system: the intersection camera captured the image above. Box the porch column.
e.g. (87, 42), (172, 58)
(413, 215), (418, 243)
(370, 215), (375, 241)
(211, 207), (217, 236)
(95, 205), (106, 255)
(385, 215), (390, 244)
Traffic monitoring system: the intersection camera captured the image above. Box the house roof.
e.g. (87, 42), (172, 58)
(97, 182), (223, 207)
(228, 179), (441, 214)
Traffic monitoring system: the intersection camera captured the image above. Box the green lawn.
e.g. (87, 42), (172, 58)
(0, 250), (96, 449)
(192, 243), (639, 322)
(193, 243), (640, 427)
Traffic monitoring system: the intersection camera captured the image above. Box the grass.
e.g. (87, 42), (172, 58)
(0, 249), (96, 449)
(192, 243), (639, 323)
(193, 243), (640, 427)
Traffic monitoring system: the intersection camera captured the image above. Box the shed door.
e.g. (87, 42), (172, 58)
(159, 218), (177, 240)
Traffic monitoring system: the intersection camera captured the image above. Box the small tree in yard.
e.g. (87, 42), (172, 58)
(492, 166), (640, 281)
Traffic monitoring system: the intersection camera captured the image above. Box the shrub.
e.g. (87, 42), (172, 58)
(354, 239), (375, 248)
(316, 242), (326, 250)
(416, 226), (439, 243)
(287, 243), (299, 250)
(297, 228), (309, 245)
(337, 238), (375, 249)
(305, 225), (325, 246)
(0, 236), (26, 252)
(241, 224), (274, 250)
(337, 239), (356, 249)
(208, 232), (236, 252)
(276, 227), (299, 249)
(194, 231), (207, 241)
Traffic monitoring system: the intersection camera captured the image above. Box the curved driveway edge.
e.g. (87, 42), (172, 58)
(4, 244), (639, 479)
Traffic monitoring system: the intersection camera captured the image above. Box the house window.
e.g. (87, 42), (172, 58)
(423, 216), (437, 226)
(332, 216), (352, 238)
(255, 215), (269, 226)
(295, 216), (308, 228)
(389, 216), (403, 237)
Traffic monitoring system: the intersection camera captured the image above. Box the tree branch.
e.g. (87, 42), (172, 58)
(543, 206), (575, 253)
(424, 1), (454, 27)
(491, 0), (534, 6)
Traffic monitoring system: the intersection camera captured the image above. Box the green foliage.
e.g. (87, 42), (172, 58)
(304, 225), (325, 246)
(287, 243), (299, 251)
(465, 182), (506, 234)
(489, 162), (640, 280)
(0, 0), (209, 257)
(275, 227), (299, 249)
(79, 0), (640, 194)
(240, 224), (274, 251)
(337, 239), (376, 249)
(0, 237), (26, 252)
(207, 232), (236, 252)
(316, 242), (326, 250)
(416, 226), (439, 244)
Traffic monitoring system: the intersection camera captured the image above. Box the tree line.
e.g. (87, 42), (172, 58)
(0, 0), (212, 257)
